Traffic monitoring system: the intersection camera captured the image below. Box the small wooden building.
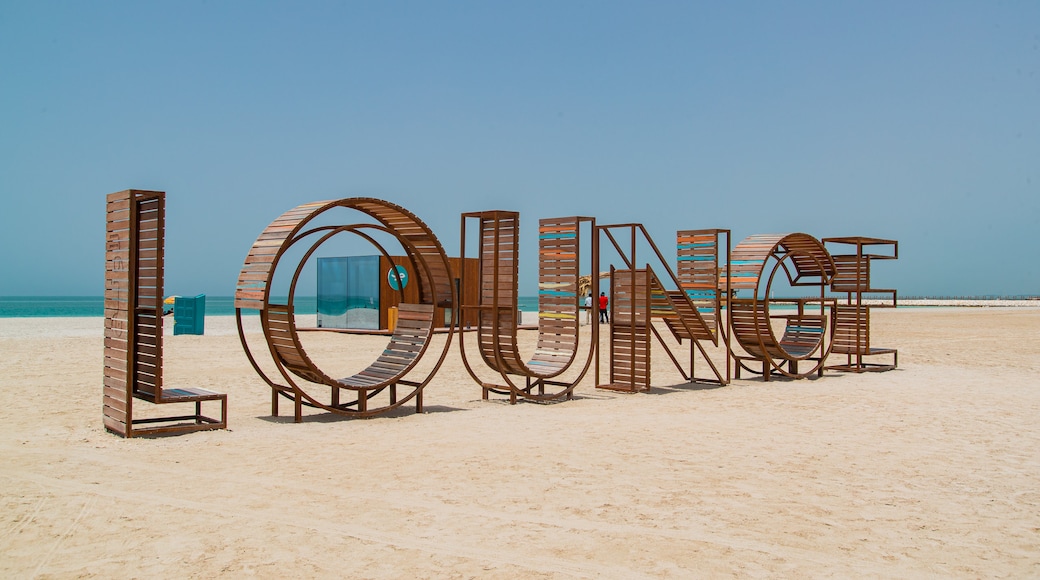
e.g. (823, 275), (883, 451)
(317, 255), (478, 330)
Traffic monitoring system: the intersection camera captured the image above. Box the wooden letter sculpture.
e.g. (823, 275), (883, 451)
(726, 233), (836, 381)
(235, 198), (456, 421)
(102, 190), (227, 437)
(823, 237), (898, 372)
(595, 224), (729, 392)
(458, 212), (598, 403)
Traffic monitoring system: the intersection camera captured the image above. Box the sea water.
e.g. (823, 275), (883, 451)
(0, 296), (109, 318)
(0, 296), (314, 318)
(0, 296), (543, 318)
(15, 295), (1008, 318)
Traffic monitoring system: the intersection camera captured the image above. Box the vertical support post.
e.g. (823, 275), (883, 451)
(594, 226), (601, 390)
(724, 230), (732, 384)
(591, 219), (600, 393)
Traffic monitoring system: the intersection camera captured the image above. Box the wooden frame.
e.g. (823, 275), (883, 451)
(103, 190), (227, 437)
(458, 211), (598, 403)
(675, 228), (732, 384)
(823, 236), (898, 372)
(235, 198), (456, 421)
(604, 266), (652, 392)
(595, 224), (730, 392)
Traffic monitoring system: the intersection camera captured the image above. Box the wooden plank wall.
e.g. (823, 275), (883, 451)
(135, 194), (165, 399)
(533, 217), (580, 362)
(833, 305), (870, 354)
(102, 190), (165, 437)
(453, 258), (480, 328)
(379, 255), (421, 329)
(476, 212), (525, 375)
(609, 269), (651, 391)
(676, 230), (720, 335)
(103, 191), (133, 436)
(831, 255), (870, 355)
(379, 256), (478, 329)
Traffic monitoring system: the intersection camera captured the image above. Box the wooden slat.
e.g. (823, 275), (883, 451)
(103, 415), (127, 435)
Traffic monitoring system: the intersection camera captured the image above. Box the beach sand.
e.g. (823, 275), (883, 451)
(1, 308), (1039, 578)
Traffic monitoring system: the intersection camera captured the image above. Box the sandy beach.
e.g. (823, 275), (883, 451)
(1, 307), (1039, 578)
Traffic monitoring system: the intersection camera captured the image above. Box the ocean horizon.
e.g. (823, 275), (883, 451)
(0, 296), (543, 318)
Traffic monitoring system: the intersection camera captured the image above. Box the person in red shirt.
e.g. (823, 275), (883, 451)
(599, 292), (609, 323)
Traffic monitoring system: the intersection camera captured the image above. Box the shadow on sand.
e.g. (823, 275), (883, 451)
(256, 404), (467, 423)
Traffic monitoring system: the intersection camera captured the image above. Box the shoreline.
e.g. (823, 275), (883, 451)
(2, 302), (1038, 338)
(2, 297), (1038, 321)
(2, 299), (1037, 319)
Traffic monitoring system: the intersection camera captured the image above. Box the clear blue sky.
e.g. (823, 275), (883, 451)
(1, 1), (1037, 297)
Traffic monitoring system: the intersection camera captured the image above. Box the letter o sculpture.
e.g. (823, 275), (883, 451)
(235, 198), (456, 420)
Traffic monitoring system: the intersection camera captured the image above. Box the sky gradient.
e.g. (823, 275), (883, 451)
(2, 1), (1037, 297)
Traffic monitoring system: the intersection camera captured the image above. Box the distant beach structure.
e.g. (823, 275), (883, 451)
(314, 254), (480, 331)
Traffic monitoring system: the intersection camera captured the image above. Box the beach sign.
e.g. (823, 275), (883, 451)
(387, 265), (409, 290)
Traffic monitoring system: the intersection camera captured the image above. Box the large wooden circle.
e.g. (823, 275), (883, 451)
(234, 198), (456, 417)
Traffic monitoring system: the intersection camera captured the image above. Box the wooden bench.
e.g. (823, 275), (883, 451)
(339, 303), (434, 388)
(462, 212), (592, 402)
(730, 299), (828, 381)
(778, 314), (827, 358)
(510, 218), (580, 378)
(263, 302), (435, 414)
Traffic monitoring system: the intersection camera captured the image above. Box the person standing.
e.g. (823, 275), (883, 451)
(599, 292), (609, 323)
(583, 293), (593, 325)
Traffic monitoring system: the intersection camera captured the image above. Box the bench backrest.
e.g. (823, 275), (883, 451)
(731, 299), (826, 360)
(474, 213), (583, 378)
(778, 315), (826, 358)
(265, 303), (435, 389)
(676, 230), (721, 335)
(103, 190), (166, 435)
(340, 303), (435, 386)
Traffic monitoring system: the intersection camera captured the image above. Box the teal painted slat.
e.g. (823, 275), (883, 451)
(539, 233), (577, 239)
(677, 243), (715, 249)
(538, 290), (576, 297)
